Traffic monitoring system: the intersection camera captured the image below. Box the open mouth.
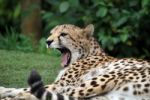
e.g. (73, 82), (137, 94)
(57, 47), (71, 67)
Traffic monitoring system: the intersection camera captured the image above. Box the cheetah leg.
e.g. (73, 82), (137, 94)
(0, 84), (57, 99)
(0, 85), (57, 100)
(0, 87), (39, 100)
(0, 87), (30, 99)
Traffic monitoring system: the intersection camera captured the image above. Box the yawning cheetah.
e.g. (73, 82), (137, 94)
(0, 24), (150, 100)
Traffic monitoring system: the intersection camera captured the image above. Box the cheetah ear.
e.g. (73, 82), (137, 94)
(84, 24), (94, 36)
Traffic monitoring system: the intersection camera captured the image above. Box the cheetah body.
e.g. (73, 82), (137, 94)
(0, 24), (150, 100)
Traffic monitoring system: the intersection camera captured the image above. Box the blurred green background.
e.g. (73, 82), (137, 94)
(0, 0), (150, 58)
(0, 0), (150, 87)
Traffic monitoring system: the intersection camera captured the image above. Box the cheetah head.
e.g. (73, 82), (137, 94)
(46, 24), (94, 67)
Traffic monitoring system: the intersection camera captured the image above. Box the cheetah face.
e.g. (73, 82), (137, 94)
(46, 33), (71, 67)
(46, 24), (94, 68)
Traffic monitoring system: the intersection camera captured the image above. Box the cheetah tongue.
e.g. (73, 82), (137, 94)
(61, 52), (70, 67)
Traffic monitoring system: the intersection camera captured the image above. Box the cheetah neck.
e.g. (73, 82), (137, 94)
(68, 37), (110, 67)
(87, 37), (107, 57)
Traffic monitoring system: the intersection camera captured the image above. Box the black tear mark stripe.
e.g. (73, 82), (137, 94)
(68, 35), (76, 42)
(58, 36), (62, 45)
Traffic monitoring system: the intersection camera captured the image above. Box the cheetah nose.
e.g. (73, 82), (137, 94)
(46, 40), (53, 46)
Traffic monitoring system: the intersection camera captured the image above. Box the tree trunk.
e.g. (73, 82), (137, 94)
(21, 0), (42, 46)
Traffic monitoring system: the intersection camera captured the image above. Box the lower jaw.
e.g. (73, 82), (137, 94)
(62, 57), (71, 68)
(56, 47), (72, 68)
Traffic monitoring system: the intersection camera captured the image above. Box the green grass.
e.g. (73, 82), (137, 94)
(0, 49), (61, 88)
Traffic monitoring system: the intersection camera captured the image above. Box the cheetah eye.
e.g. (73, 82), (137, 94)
(60, 32), (68, 37)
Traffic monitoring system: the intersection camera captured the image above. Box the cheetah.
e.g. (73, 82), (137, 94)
(0, 24), (150, 100)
